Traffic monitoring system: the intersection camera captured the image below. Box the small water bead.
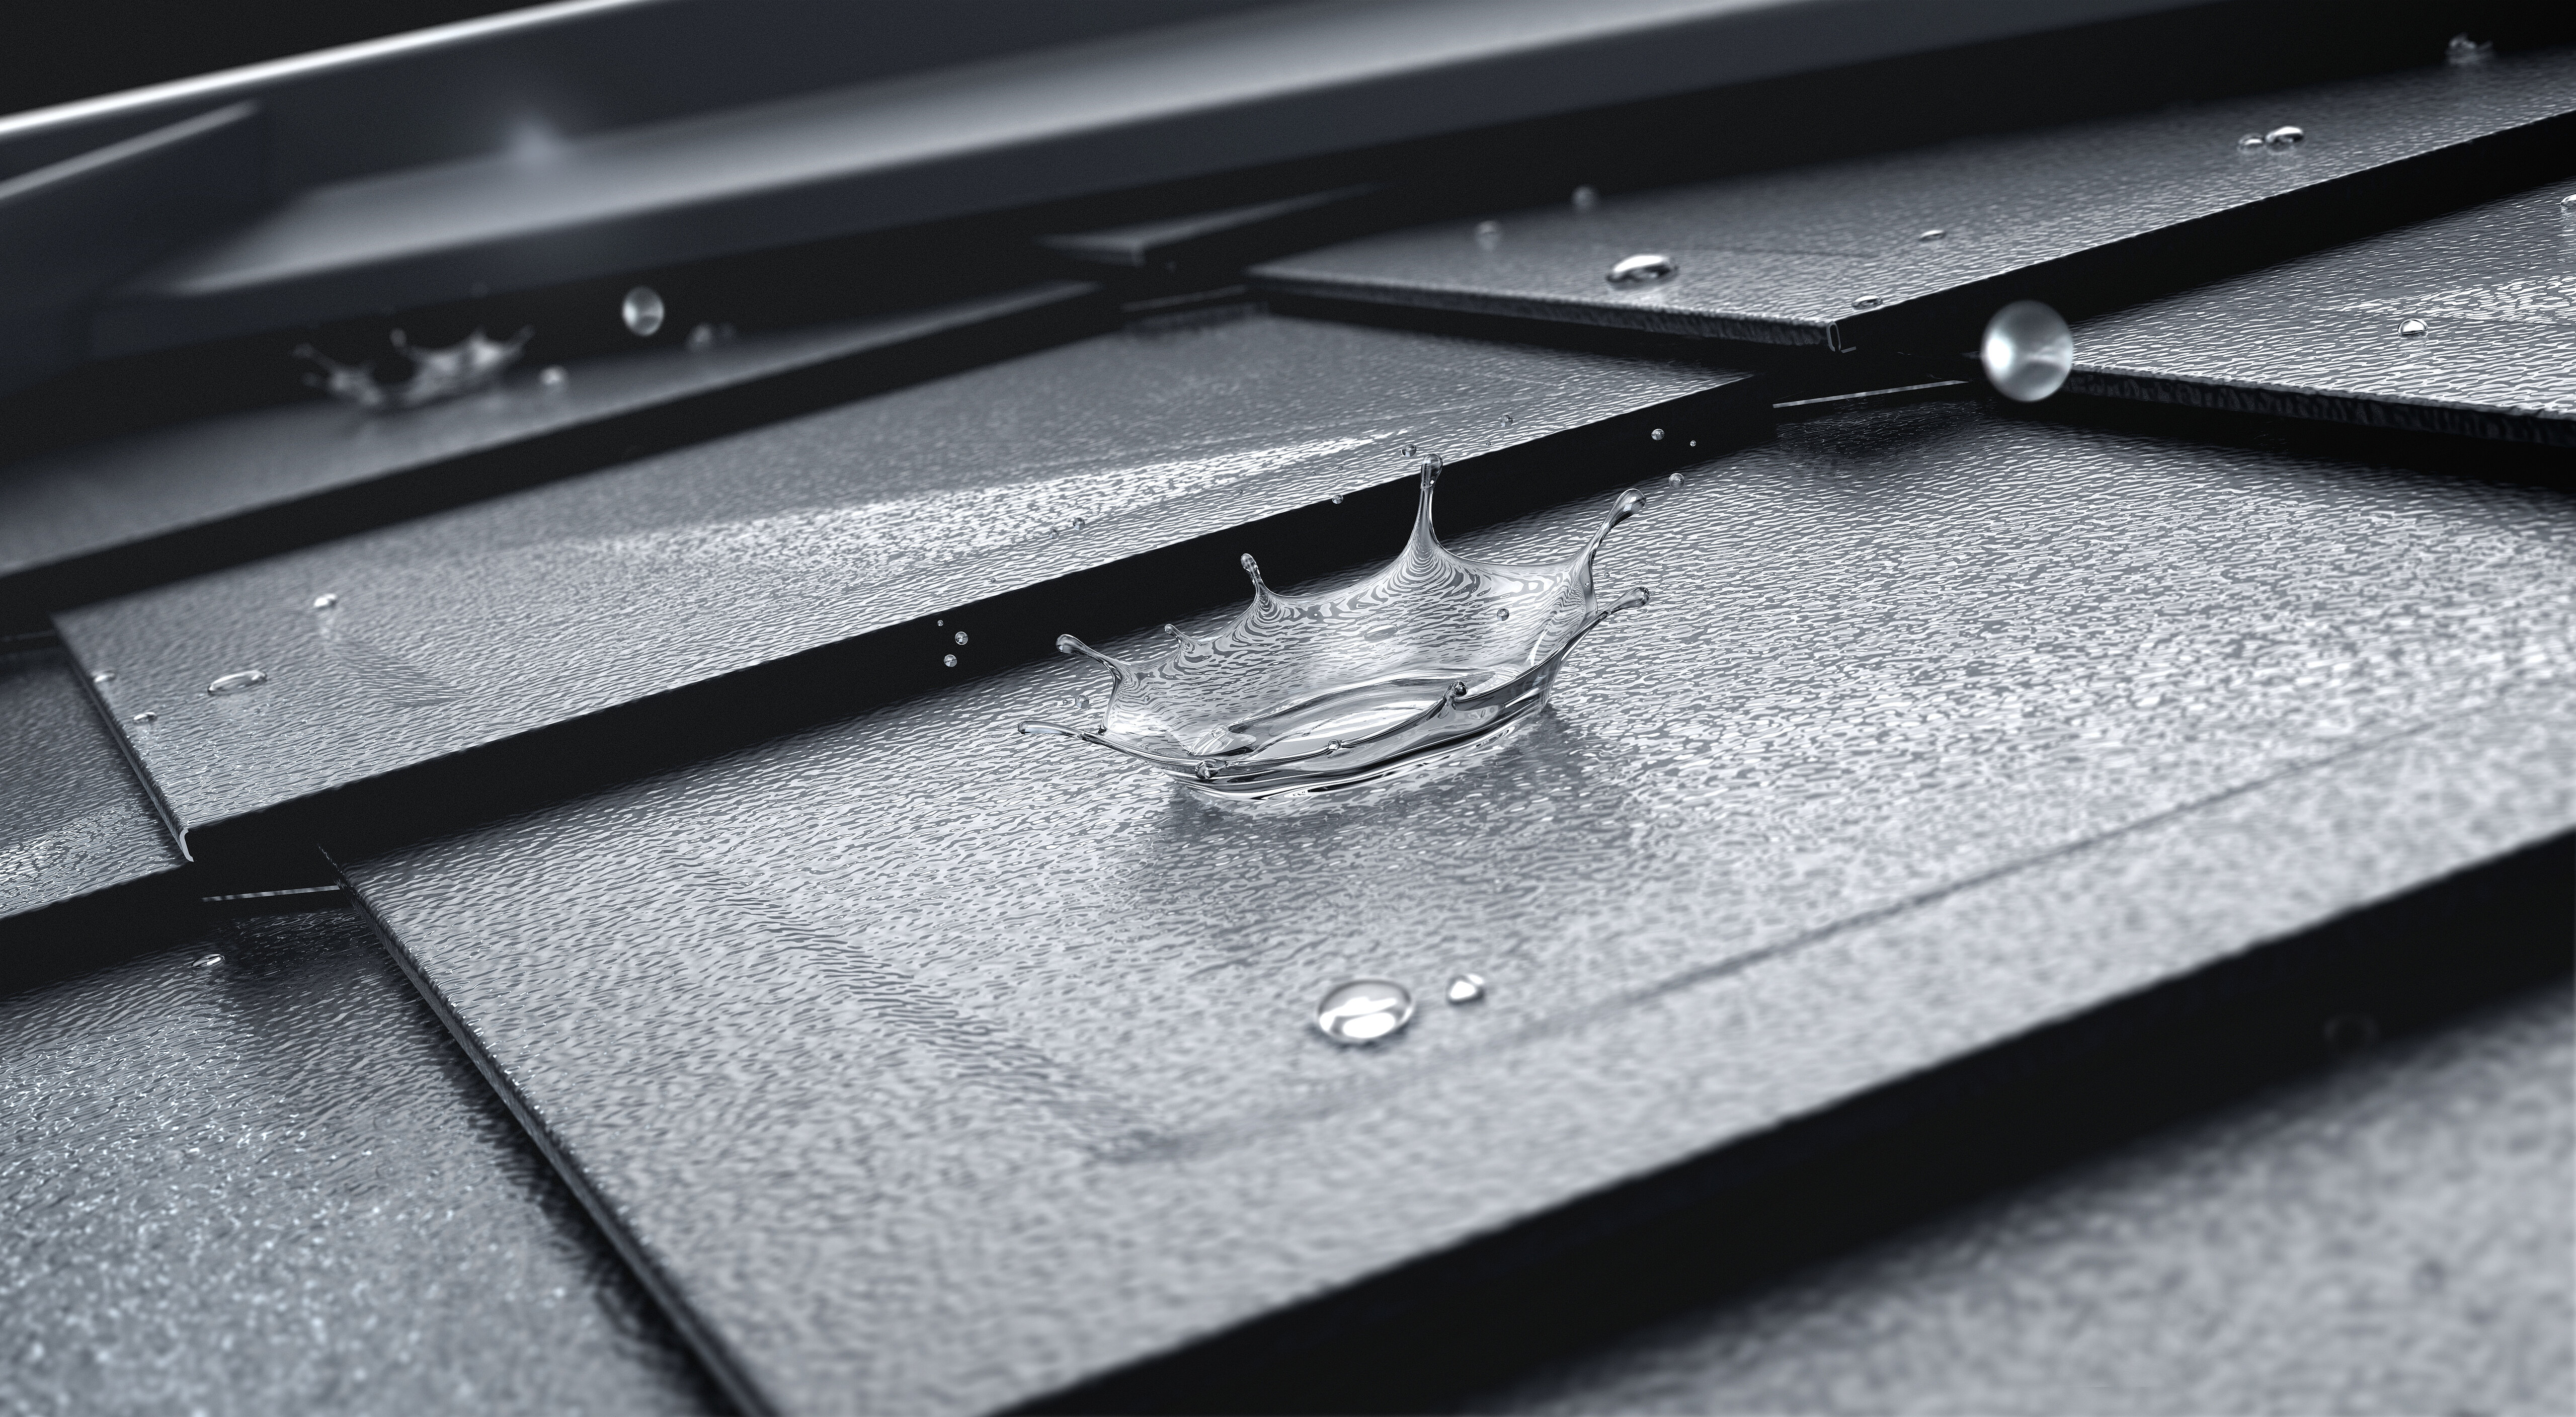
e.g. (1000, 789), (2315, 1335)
(620, 286), (666, 337)
(1331, 494), (1344, 505)
(310, 593), (339, 609)
(1649, 427), (1664, 441)
(1979, 299), (2074, 403)
(1571, 185), (1599, 212)
(1667, 470), (1684, 485)
(953, 631), (970, 646)
(1447, 974), (1488, 1004)
(1918, 228), (1946, 242)
(1315, 980), (1415, 1044)
(1850, 295), (1883, 309)
(2236, 133), (2266, 151)
(1474, 220), (1503, 250)
(539, 365), (568, 388)
(1496, 607), (1511, 621)
(2400, 319), (2428, 337)
(130, 711), (157, 724)
(2446, 33), (2493, 64)
(197, 954), (223, 968)
(942, 653), (958, 668)
(2264, 125), (2304, 150)
(206, 670), (267, 695)
(90, 670), (115, 684)
(1607, 253), (1676, 285)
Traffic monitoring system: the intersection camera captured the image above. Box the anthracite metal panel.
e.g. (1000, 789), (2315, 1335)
(55, 307), (1758, 838)
(1251, 48), (2576, 353)
(341, 399), (2576, 1415)
(0, 904), (716, 1415)
(0, 283), (1103, 607)
(1475, 982), (2574, 1416)
(0, 645), (180, 921)
(2070, 174), (2576, 443)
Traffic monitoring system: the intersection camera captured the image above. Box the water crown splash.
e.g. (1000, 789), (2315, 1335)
(1020, 456), (1650, 799)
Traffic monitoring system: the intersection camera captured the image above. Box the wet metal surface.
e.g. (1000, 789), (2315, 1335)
(344, 401), (2576, 1414)
(1475, 982), (2574, 1416)
(0, 906), (716, 1416)
(0, 646), (180, 921)
(57, 308), (1755, 835)
(0, 283), (1098, 597)
(1252, 49), (2576, 350)
(2073, 173), (2576, 443)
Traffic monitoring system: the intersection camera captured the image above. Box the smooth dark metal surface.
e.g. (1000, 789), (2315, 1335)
(1040, 186), (1394, 277)
(1474, 981), (2574, 1416)
(343, 399), (2576, 1415)
(72, 0), (2195, 353)
(0, 646), (180, 922)
(0, 904), (717, 1415)
(56, 307), (1756, 838)
(2071, 174), (2576, 444)
(0, 283), (1102, 607)
(1252, 48), (2576, 353)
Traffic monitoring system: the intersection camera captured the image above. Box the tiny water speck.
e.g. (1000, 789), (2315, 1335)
(131, 711), (156, 724)
(2237, 133), (2266, 151)
(1650, 427), (1664, 441)
(1316, 980), (1414, 1044)
(685, 322), (732, 352)
(310, 593), (339, 609)
(621, 286), (666, 337)
(1667, 471), (1684, 485)
(1331, 494), (1344, 505)
(90, 670), (115, 684)
(1474, 220), (1503, 250)
(1607, 253), (1676, 285)
(1571, 185), (1599, 211)
(540, 365), (568, 387)
(1918, 228), (1946, 243)
(2446, 33), (2492, 64)
(2265, 125), (2304, 150)
(2400, 319), (2428, 337)
(943, 653), (958, 668)
(206, 670), (268, 695)
(953, 631), (970, 646)
(197, 954), (223, 968)
(1850, 295), (1883, 309)
(1447, 973), (1488, 1004)
(1980, 299), (2074, 403)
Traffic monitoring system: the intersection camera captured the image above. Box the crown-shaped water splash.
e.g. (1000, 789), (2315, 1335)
(1020, 456), (1649, 798)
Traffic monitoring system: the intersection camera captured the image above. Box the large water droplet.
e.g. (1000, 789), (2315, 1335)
(1474, 220), (1503, 251)
(2264, 125), (2304, 150)
(1980, 300), (2074, 403)
(1607, 253), (1676, 285)
(310, 593), (339, 610)
(1571, 185), (1599, 212)
(2400, 319), (2428, 337)
(1315, 980), (1415, 1044)
(2446, 33), (2493, 64)
(206, 670), (268, 695)
(1447, 973), (1488, 1004)
(621, 286), (666, 337)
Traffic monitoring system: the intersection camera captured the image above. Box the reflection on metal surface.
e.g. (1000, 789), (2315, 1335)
(297, 328), (530, 411)
(1024, 456), (1650, 800)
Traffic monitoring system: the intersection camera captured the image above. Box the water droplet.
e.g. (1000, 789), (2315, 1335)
(2559, 194), (2575, 212)
(1447, 973), (1487, 1004)
(1330, 494), (1344, 505)
(685, 322), (724, 352)
(130, 711), (156, 724)
(1667, 471), (1684, 485)
(1918, 228), (1946, 242)
(942, 653), (958, 668)
(2400, 319), (2428, 337)
(1403, 443), (1418, 457)
(197, 954), (223, 968)
(1055, 634), (1079, 654)
(953, 631), (970, 646)
(1649, 427), (1665, 441)
(2237, 133), (2266, 151)
(1071, 516), (1087, 530)
(539, 365), (568, 388)
(90, 670), (115, 684)
(2264, 125), (2304, 150)
(1979, 299), (2074, 403)
(1315, 980), (1415, 1044)
(1324, 741), (1345, 755)
(206, 670), (267, 695)
(621, 286), (666, 337)
(310, 593), (339, 609)
(1474, 220), (1503, 251)
(2446, 33), (2493, 64)
(1850, 295), (1883, 309)
(1571, 185), (1599, 212)
(1607, 253), (1676, 285)
(1496, 607), (1511, 621)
